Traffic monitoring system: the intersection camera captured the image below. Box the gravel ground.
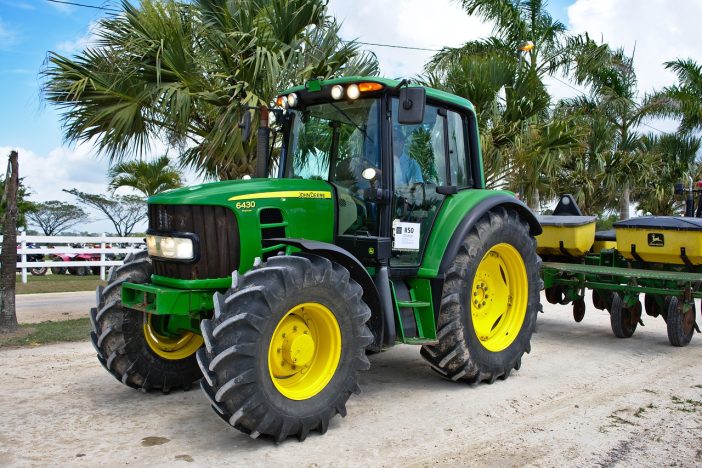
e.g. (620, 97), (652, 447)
(1, 293), (701, 467)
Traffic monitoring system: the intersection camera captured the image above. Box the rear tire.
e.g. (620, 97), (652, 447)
(70, 266), (89, 276)
(420, 208), (540, 384)
(90, 251), (202, 392)
(197, 254), (373, 441)
(609, 293), (639, 338)
(666, 296), (695, 347)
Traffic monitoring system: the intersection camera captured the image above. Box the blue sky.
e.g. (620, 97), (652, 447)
(0, 0), (112, 156)
(0, 0), (699, 232)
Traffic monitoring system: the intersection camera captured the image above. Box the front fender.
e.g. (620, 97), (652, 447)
(264, 238), (385, 349)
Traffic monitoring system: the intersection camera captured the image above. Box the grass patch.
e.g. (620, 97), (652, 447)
(0, 318), (91, 348)
(15, 274), (105, 295)
(671, 395), (702, 413)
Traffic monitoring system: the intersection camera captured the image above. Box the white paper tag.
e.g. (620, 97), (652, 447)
(392, 220), (421, 251)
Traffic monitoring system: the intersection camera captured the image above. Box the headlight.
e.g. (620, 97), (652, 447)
(146, 234), (195, 261)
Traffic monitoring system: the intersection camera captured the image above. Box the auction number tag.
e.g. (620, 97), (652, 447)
(392, 220), (421, 251)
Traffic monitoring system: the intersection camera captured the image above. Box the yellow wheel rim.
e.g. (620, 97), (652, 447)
(143, 314), (203, 360)
(471, 243), (528, 352)
(268, 302), (342, 400)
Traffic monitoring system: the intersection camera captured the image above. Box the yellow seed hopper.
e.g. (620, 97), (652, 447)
(536, 215), (597, 257)
(614, 216), (702, 265)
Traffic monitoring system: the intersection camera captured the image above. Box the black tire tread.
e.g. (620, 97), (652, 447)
(420, 207), (540, 384)
(90, 251), (201, 392)
(667, 296), (694, 347)
(197, 254), (372, 441)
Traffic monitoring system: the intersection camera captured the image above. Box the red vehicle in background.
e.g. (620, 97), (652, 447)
(50, 246), (102, 276)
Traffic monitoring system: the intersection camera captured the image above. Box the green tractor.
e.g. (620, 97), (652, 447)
(90, 77), (542, 441)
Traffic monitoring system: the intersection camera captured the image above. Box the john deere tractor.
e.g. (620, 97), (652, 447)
(90, 77), (542, 441)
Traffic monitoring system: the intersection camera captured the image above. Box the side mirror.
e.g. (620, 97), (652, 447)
(398, 87), (426, 124)
(239, 110), (252, 141)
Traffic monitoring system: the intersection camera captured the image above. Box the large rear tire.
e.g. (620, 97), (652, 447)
(420, 207), (540, 383)
(90, 251), (203, 392)
(197, 254), (373, 441)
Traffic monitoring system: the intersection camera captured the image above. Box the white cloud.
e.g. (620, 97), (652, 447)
(568, 0), (702, 94)
(56, 21), (100, 54)
(0, 140), (205, 234)
(328, 0), (493, 78)
(0, 143), (128, 233)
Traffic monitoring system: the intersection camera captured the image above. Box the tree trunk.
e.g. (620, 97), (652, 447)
(529, 187), (540, 213)
(0, 151), (19, 332)
(619, 183), (630, 220)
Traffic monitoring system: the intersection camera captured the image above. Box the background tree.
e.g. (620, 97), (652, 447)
(0, 151), (20, 333)
(43, 0), (378, 180)
(559, 49), (666, 218)
(424, 0), (608, 210)
(660, 58), (702, 133)
(26, 201), (89, 236)
(0, 177), (35, 234)
(64, 189), (146, 236)
(108, 155), (183, 197)
(634, 133), (702, 215)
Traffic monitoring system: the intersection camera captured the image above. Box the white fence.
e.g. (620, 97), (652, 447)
(2, 233), (146, 284)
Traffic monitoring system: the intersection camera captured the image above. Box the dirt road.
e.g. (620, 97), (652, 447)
(1, 296), (701, 466)
(16, 291), (94, 323)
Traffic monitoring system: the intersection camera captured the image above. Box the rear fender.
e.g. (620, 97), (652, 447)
(438, 195), (541, 275)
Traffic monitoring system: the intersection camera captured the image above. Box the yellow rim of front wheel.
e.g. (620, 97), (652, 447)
(471, 243), (528, 352)
(143, 314), (203, 360)
(268, 302), (342, 400)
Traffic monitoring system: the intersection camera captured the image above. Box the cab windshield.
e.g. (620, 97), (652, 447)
(285, 98), (381, 183)
(283, 98), (381, 235)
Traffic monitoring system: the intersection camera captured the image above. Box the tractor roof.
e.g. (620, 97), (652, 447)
(279, 76), (476, 113)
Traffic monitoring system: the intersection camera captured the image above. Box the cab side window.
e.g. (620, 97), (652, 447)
(447, 110), (470, 187)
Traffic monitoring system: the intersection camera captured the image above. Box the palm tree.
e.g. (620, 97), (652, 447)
(424, 0), (608, 210)
(661, 59), (702, 133)
(43, 0), (378, 180)
(561, 49), (667, 219)
(108, 156), (184, 197)
(634, 133), (701, 215)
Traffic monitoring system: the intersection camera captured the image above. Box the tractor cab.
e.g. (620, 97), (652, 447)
(267, 77), (481, 269)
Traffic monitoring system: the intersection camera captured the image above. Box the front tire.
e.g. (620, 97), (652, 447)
(420, 207), (540, 383)
(90, 251), (203, 392)
(30, 266), (48, 276)
(197, 254), (373, 441)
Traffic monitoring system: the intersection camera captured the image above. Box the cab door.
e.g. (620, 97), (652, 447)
(389, 100), (449, 267)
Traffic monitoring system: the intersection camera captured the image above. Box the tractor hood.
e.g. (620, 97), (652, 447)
(147, 178), (337, 283)
(147, 178), (334, 207)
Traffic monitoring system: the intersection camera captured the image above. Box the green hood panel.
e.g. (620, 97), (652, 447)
(148, 178), (333, 206)
(148, 178), (336, 274)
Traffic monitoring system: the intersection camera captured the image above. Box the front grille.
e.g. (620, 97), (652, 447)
(148, 204), (239, 280)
